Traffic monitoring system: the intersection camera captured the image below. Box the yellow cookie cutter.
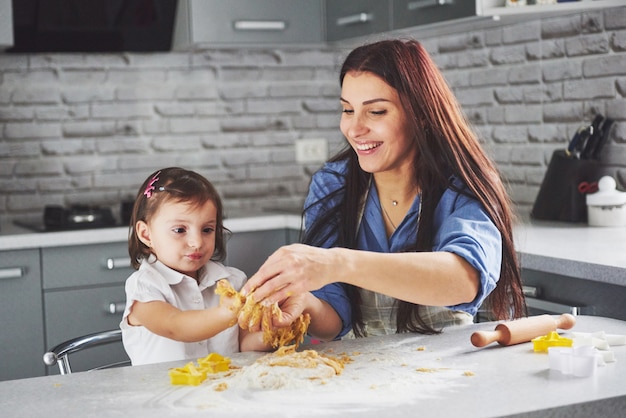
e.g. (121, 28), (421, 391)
(197, 352), (231, 373)
(169, 353), (231, 386)
(532, 331), (573, 352)
(169, 362), (207, 386)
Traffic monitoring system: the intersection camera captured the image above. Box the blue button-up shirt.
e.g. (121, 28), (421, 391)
(307, 160), (501, 337)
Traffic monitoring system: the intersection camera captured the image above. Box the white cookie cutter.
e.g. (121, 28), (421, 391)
(548, 346), (599, 377)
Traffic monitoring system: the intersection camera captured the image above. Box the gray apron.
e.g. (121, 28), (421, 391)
(345, 177), (474, 338)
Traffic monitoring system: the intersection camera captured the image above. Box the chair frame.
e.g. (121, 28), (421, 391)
(43, 329), (128, 375)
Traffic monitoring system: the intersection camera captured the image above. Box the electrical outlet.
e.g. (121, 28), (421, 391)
(295, 138), (328, 163)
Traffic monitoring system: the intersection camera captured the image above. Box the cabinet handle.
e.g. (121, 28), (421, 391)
(336, 12), (373, 27)
(522, 285), (539, 298)
(233, 20), (287, 31)
(0, 267), (24, 280)
(107, 302), (126, 315)
(525, 297), (582, 316)
(105, 257), (132, 270)
(407, 0), (451, 11)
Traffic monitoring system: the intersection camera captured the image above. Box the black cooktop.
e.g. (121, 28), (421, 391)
(15, 205), (123, 232)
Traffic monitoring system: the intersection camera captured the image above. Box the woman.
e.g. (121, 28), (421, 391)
(241, 39), (526, 341)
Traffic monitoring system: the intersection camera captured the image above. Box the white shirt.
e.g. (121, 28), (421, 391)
(120, 259), (246, 366)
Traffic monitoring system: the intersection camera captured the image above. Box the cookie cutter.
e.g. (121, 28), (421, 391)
(572, 331), (626, 350)
(532, 331), (573, 352)
(169, 362), (208, 386)
(169, 353), (232, 385)
(197, 352), (231, 373)
(548, 346), (599, 377)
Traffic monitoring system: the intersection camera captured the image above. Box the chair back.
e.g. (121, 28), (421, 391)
(43, 329), (129, 375)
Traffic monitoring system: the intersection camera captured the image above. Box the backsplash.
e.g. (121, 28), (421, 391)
(1, 6), (625, 225)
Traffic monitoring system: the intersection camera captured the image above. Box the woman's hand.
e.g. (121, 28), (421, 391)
(238, 291), (308, 332)
(238, 290), (343, 342)
(241, 244), (339, 305)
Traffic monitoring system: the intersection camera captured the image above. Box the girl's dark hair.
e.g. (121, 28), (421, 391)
(128, 167), (228, 269)
(303, 39), (526, 337)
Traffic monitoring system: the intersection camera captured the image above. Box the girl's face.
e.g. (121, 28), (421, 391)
(136, 199), (217, 279)
(340, 71), (416, 176)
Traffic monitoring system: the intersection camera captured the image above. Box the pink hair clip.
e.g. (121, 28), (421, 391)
(143, 171), (161, 198)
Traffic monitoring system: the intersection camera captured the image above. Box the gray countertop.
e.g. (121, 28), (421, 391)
(1, 315), (624, 417)
(1, 215), (624, 287)
(514, 221), (626, 287)
(0, 214), (303, 251)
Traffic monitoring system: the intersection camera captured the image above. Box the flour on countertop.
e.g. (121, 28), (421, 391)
(146, 341), (474, 416)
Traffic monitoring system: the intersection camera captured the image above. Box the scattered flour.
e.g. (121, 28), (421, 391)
(146, 340), (474, 416)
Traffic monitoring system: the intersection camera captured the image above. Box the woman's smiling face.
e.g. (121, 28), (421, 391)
(339, 71), (416, 176)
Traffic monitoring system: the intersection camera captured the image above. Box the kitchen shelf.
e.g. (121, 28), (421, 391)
(479, 0), (625, 21)
(381, 0), (623, 42)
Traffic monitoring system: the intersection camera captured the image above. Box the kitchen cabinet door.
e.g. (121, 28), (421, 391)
(225, 229), (293, 278)
(43, 285), (128, 375)
(41, 242), (132, 374)
(0, 249), (45, 381)
(173, 0), (323, 48)
(325, 0), (391, 42)
(478, 0), (626, 19)
(41, 243), (133, 290)
(0, 0), (13, 50)
(392, 0), (476, 31)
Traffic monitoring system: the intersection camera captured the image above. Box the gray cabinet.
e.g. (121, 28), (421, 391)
(392, 0), (476, 31)
(226, 228), (297, 278)
(41, 243), (132, 375)
(521, 268), (626, 321)
(0, 0), (13, 50)
(326, 1), (625, 43)
(325, 0), (391, 42)
(173, 0), (323, 49)
(0, 249), (45, 381)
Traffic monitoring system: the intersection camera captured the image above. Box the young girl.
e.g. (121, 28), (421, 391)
(120, 167), (269, 365)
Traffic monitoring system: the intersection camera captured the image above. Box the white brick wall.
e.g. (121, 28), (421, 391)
(0, 7), (625, 224)
(414, 6), (626, 218)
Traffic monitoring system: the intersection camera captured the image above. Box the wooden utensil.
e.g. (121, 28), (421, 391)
(471, 314), (576, 348)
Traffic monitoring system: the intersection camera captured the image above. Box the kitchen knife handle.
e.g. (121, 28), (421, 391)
(591, 118), (614, 160)
(580, 114), (605, 159)
(566, 125), (592, 158)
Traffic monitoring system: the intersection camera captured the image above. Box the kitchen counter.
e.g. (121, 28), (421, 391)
(1, 215), (624, 288)
(1, 315), (624, 417)
(0, 213), (303, 251)
(514, 221), (626, 287)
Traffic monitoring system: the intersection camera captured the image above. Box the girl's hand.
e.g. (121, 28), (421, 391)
(241, 244), (338, 305)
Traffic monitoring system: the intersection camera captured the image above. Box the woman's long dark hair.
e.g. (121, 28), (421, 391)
(303, 39), (526, 336)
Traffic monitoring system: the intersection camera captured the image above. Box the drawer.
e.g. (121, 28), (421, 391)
(325, 0), (391, 42)
(41, 242), (133, 289)
(0, 249), (45, 381)
(43, 285), (128, 374)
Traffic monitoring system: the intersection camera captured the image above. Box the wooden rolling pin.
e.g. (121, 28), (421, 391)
(471, 314), (576, 348)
